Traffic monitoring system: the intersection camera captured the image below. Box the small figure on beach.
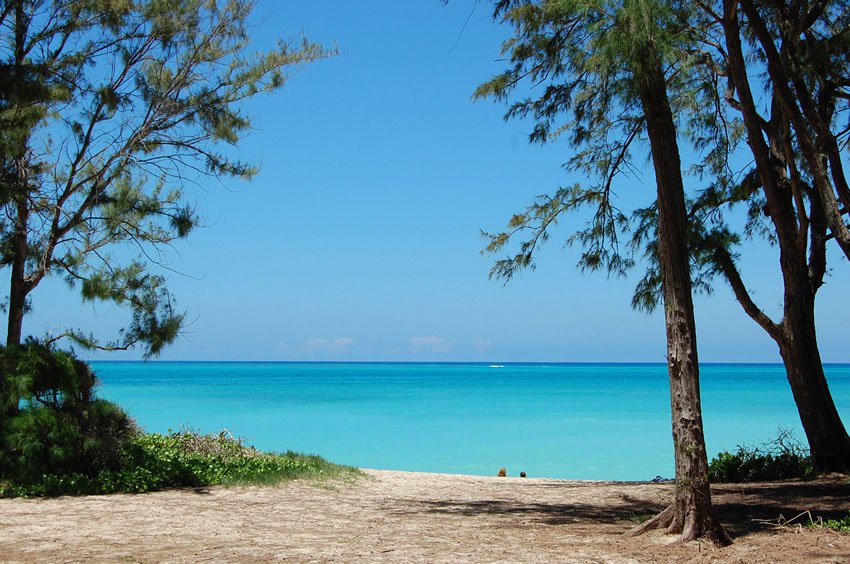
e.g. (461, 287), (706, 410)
(497, 467), (507, 477)
(520, 471), (526, 478)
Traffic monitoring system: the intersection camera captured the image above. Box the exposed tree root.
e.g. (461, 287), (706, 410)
(625, 504), (674, 537)
(625, 503), (732, 547)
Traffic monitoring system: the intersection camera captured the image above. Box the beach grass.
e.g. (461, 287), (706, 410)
(221, 452), (361, 486)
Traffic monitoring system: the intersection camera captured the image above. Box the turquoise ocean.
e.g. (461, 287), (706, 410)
(92, 362), (850, 481)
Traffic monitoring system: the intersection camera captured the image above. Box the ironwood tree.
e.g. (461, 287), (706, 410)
(477, 0), (730, 545)
(0, 0), (330, 357)
(716, 0), (850, 473)
(728, 0), (850, 259)
(479, 0), (850, 479)
(628, 0), (850, 473)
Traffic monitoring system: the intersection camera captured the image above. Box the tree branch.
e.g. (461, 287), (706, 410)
(713, 245), (782, 340)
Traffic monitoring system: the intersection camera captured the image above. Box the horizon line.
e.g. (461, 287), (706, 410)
(82, 359), (850, 366)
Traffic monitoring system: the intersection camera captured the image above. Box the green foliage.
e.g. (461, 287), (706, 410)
(708, 429), (814, 483)
(3, 400), (135, 478)
(1, 340), (97, 408)
(815, 514), (850, 533)
(0, 346), (359, 497)
(0, 0), (334, 355)
(476, 0), (824, 322)
(1, 429), (360, 497)
(0, 343), (137, 481)
(628, 513), (652, 524)
(125, 430), (358, 489)
(477, 1), (719, 285)
(626, 0), (850, 311)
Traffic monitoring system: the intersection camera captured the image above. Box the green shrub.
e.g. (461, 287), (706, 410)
(709, 429), (813, 482)
(821, 514), (850, 533)
(4, 341), (97, 408)
(0, 428), (360, 497)
(806, 512), (850, 533)
(116, 429), (359, 490)
(0, 343), (137, 482)
(3, 400), (135, 477)
(1, 344), (359, 497)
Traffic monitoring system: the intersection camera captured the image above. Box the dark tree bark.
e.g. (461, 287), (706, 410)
(736, 0), (850, 258)
(627, 42), (731, 546)
(6, 197), (29, 347)
(713, 239), (850, 472)
(722, 0), (850, 473)
(778, 274), (850, 472)
(6, 0), (31, 348)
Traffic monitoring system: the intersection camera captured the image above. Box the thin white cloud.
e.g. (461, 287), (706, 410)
(408, 335), (455, 354)
(472, 338), (493, 352)
(305, 337), (354, 353)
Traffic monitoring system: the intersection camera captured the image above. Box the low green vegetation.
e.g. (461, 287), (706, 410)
(815, 514), (850, 533)
(627, 513), (653, 525)
(1, 429), (360, 498)
(804, 512), (850, 534)
(708, 430), (814, 482)
(0, 343), (359, 498)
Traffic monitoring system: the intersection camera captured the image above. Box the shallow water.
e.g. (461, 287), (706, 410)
(92, 362), (850, 481)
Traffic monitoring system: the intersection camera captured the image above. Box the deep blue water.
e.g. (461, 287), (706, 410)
(91, 362), (850, 481)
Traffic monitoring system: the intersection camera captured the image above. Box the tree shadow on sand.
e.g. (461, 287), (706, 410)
(387, 496), (664, 527)
(386, 479), (850, 538)
(712, 480), (850, 537)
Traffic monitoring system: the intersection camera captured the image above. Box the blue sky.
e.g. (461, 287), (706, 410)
(4, 0), (849, 362)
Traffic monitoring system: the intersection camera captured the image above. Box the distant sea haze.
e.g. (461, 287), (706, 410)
(93, 362), (850, 481)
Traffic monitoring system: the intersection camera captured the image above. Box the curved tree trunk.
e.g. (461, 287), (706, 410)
(778, 280), (850, 473)
(736, 0), (850, 260)
(718, 247), (850, 473)
(722, 0), (850, 474)
(627, 41), (731, 546)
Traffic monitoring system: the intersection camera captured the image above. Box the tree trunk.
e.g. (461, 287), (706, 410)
(1, 215), (25, 415)
(7, 213), (28, 347)
(627, 43), (731, 546)
(6, 174), (29, 348)
(721, 235), (850, 473)
(6, 0), (30, 349)
(778, 277), (850, 473)
(722, 0), (850, 474)
(736, 0), (850, 260)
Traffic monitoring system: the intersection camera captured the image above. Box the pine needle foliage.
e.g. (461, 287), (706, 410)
(479, 0), (850, 320)
(477, 0), (734, 544)
(477, 1), (729, 290)
(0, 0), (333, 355)
(0, 341), (137, 481)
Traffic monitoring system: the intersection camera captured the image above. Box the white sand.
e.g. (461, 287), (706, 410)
(1, 470), (847, 562)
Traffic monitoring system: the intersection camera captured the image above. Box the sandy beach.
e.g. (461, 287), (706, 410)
(1, 470), (848, 563)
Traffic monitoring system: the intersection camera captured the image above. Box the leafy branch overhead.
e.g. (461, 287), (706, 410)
(478, 0), (849, 315)
(0, 0), (334, 355)
(478, 0), (850, 474)
(476, 1), (717, 290)
(482, 184), (632, 282)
